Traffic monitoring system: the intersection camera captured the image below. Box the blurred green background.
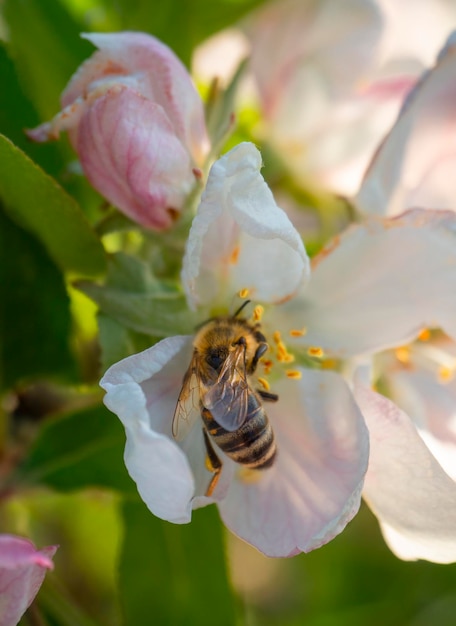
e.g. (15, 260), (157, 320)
(1, 0), (456, 624)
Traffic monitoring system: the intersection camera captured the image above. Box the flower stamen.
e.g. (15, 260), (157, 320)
(238, 287), (250, 298)
(307, 346), (324, 358)
(395, 346), (410, 364)
(257, 377), (271, 391)
(418, 328), (431, 342)
(238, 467), (263, 484)
(253, 305), (264, 322)
(289, 327), (307, 337)
(230, 246), (241, 265)
(285, 370), (302, 380)
(438, 366), (455, 383)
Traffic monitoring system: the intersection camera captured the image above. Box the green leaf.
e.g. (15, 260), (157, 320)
(98, 313), (156, 372)
(0, 209), (76, 389)
(0, 135), (106, 276)
(3, 0), (92, 121)
(119, 500), (237, 626)
(17, 403), (135, 493)
(77, 253), (200, 337)
(80, 282), (197, 336)
(205, 59), (248, 157)
(0, 42), (63, 176)
(111, 0), (264, 65)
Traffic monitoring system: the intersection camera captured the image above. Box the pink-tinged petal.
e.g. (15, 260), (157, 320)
(356, 33), (456, 216)
(218, 370), (369, 557)
(245, 0), (383, 121)
(77, 85), (194, 230)
(355, 378), (456, 563)
(243, 0), (409, 195)
(376, 0), (456, 74)
(68, 32), (209, 164)
(386, 366), (456, 481)
(101, 336), (200, 523)
(281, 209), (456, 357)
(182, 142), (309, 309)
(0, 535), (57, 626)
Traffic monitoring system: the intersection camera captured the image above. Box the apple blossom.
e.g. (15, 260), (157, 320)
(356, 31), (456, 217)
(354, 333), (456, 563)
(284, 209), (456, 564)
(101, 142), (369, 557)
(239, 0), (456, 196)
(27, 31), (210, 230)
(0, 534), (57, 626)
(101, 142), (456, 560)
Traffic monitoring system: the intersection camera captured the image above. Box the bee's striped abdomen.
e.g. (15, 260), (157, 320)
(201, 393), (277, 470)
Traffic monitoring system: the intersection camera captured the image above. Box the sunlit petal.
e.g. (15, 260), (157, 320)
(182, 142), (309, 309)
(101, 336), (199, 523)
(281, 209), (456, 357)
(356, 33), (456, 216)
(218, 370), (369, 557)
(355, 377), (456, 563)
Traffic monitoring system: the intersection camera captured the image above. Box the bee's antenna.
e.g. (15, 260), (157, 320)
(233, 299), (251, 318)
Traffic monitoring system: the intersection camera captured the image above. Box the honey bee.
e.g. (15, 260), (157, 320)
(172, 302), (278, 497)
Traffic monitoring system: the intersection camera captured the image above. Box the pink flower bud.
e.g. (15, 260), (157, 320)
(0, 534), (58, 626)
(28, 31), (210, 230)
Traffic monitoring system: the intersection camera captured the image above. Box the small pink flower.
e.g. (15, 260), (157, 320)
(0, 534), (57, 626)
(28, 31), (210, 230)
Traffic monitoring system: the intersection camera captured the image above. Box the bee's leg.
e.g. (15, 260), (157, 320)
(257, 389), (279, 402)
(202, 429), (223, 497)
(250, 342), (268, 373)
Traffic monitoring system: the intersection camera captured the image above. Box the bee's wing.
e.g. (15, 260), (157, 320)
(203, 345), (250, 432)
(172, 352), (202, 441)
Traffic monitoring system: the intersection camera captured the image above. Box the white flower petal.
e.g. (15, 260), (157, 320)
(182, 142), (309, 309)
(218, 369), (369, 557)
(101, 336), (198, 523)
(356, 33), (456, 216)
(355, 377), (456, 563)
(386, 366), (456, 481)
(281, 209), (456, 357)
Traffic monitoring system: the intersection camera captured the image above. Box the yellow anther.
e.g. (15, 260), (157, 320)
(238, 467), (263, 484)
(286, 370), (302, 380)
(321, 358), (337, 370)
(307, 346), (324, 358)
(230, 246), (240, 264)
(238, 288), (250, 299)
(289, 327), (307, 338)
(273, 330), (282, 344)
(418, 328), (431, 342)
(395, 346), (410, 364)
(257, 377), (270, 391)
(253, 305), (264, 322)
(262, 359), (273, 374)
(438, 366), (454, 383)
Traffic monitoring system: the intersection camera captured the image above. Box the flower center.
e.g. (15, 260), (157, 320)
(391, 329), (456, 384)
